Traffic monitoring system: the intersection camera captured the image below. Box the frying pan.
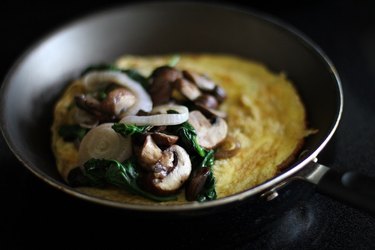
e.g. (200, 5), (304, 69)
(1, 2), (374, 215)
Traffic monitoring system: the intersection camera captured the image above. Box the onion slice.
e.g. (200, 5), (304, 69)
(78, 123), (132, 166)
(120, 104), (189, 126)
(82, 71), (152, 116)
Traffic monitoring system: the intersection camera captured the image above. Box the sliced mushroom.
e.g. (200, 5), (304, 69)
(149, 66), (183, 105)
(136, 135), (163, 169)
(100, 87), (136, 117)
(151, 132), (179, 148)
(174, 78), (201, 101)
(74, 108), (99, 129)
(195, 104), (227, 119)
(75, 87), (137, 122)
(214, 136), (241, 159)
(185, 167), (210, 201)
(212, 85), (227, 103)
(74, 94), (102, 117)
(144, 145), (192, 195)
(188, 110), (228, 149)
(182, 70), (216, 91)
(194, 94), (218, 109)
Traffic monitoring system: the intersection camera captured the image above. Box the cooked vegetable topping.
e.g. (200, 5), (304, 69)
(142, 145), (192, 195)
(58, 124), (88, 141)
(60, 62), (232, 202)
(82, 71), (152, 116)
(78, 123), (132, 166)
(68, 159), (177, 202)
(112, 123), (151, 136)
(188, 110), (228, 149)
(187, 149), (217, 202)
(120, 104), (189, 126)
(171, 121), (207, 157)
(81, 64), (149, 89)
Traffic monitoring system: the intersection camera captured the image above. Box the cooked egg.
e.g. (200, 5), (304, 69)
(51, 54), (308, 204)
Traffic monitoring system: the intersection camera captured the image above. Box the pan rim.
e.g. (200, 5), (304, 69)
(0, 1), (343, 212)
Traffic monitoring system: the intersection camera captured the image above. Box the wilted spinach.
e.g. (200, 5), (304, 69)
(72, 158), (177, 202)
(196, 150), (217, 202)
(58, 124), (89, 141)
(112, 123), (151, 137)
(172, 122), (207, 157)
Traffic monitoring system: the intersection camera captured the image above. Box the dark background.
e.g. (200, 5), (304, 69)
(1, 0), (375, 249)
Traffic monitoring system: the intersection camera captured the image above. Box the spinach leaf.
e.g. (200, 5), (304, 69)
(172, 122), (207, 157)
(200, 149), (215, 168)
(197, 170), (217, 202)
(196, 150), (217, 202)
(112, 123), (152, 136)
(81, 64), (149, 89)
(58, 124), (89, 141)
(82, 158), (177, 202)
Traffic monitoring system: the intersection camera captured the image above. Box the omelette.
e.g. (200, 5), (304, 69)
(51, 54), (310, 205)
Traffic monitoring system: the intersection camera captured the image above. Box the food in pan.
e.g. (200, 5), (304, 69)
(51, 54), (311, 204)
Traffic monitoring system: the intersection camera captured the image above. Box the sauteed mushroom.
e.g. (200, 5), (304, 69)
(194, 94), (219, 109)
(182, 70), (216, 91)
(151, 132), (179, 148)
(74, 94), (101, 116)
(185, 167), (210, 201)
(136, 135), (162, 169)
(74, 87), (136, 122)
(100, 88), (136, 116)
(174, 78), (201, 101)
(212, 85), (227, 103)
(188, 110), (228, 149)
(144, 145), (192, 195)
(149, 66), (182, 105)
(195, 104), (227, 119)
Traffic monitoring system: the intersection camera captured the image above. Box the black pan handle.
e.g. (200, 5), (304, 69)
(300, 162), (375, 215)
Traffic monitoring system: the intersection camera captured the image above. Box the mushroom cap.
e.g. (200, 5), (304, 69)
(136, 135), (163, 169)
(188, 110), (228, 149)
(144, 145), (192, 195)
(149, 66), (182, 105)
(174, 78), (201, 101)
(182, 70), (216, 91)
(100, 87), (136, 117)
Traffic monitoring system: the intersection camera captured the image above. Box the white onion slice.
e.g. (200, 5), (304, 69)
(120, 104), (189, 126)
(82, 71), (152, 115)
(78, 123), (132, 166)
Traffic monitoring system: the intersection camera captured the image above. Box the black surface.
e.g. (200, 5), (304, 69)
(1, 0), (375, 249)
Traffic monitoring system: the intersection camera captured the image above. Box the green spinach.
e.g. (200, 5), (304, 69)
(172, 122), (207, 157)
(112, 123), (151, 136)
(82, 158), (177, 202)
(58, 124), (89, 141)
(196, 150), (217, 202)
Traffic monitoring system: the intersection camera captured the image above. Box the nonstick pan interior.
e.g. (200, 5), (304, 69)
(0, 2), (342, 210)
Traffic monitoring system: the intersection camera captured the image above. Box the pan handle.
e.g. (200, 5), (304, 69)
(299, 161), (375, 215)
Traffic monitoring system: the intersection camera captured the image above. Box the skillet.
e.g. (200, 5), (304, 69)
(0, 2), (374, 215)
